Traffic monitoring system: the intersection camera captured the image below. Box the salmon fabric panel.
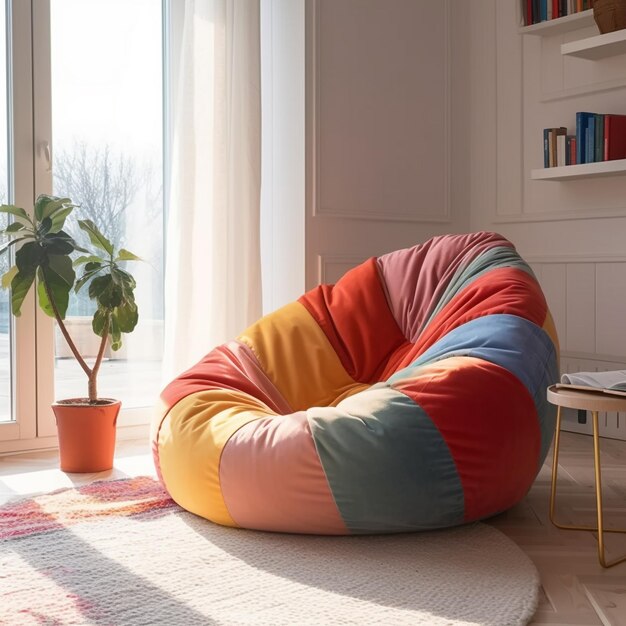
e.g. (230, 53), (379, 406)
(238, 302), (356, 411)
(158, 389), (274, 527)
(220, 412), (347, 535)
(159, 340), (292, 420)
(299, 258), (408, 383)
(377, 232), (513, 342)
(385, 267), (547, 378)
(393, 356), (541, 522)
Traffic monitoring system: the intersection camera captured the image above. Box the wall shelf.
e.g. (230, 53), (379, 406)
(519, 10), (595, 36)
(561, 29), (626, 60)
(531, 159), (626, 181)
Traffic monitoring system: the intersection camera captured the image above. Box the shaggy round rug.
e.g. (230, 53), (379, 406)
(0, 477), (539, 625)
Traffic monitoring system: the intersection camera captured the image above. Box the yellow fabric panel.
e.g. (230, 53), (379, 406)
(238, 301), (356, 411)
(542, 310), (560, 369)
(157, 389), (274, 527)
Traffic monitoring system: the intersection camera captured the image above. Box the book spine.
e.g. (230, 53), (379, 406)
(557, 133), (566, 166)
(604, 115), (610, 161)
(570, 137), (577, 164)
(527, 0), (533, 25)
(541, 0), (548, 20)
(565, 135), (571, 165)
(549, 129), (556, 167)
(576, 0), (582, 11)
(576, 112), (585, 164)
(548, 0), (553, 19)
(543, 128), (550, 168)
(595, 114), (604, 162)
(585, 122), (594, 164)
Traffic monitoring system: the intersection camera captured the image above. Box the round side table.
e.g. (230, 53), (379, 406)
(547, 384), (626, 568)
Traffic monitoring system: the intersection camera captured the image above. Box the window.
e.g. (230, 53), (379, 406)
(0, 0), (168, 451)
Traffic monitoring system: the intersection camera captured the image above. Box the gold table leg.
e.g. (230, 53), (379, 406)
(549, 407), (626, 568)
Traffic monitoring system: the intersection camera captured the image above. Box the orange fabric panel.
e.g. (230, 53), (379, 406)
(299, 258), (409, 383)
(238, 302), (356, 411)
(386, 267), (547, 377)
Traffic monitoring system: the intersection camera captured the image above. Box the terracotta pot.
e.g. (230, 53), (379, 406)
(52, 399), (121, 473)
(592, 0), (626, 34)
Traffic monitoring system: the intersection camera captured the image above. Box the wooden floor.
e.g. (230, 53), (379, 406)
(1, 432), (625, 626)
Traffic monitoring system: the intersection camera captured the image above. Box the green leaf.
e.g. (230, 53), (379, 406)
(111, 267), (136, 291)
(15, 242), (44, 272)
(1, 266), (18, 290)
(109, 313), (122, 351)
(74, 267), (103, 294)
(10, 269), (36, 316)
(38, 217), (53, 236)
(0, 239), (26, 257)
(114, 301), (138, 333)
(73, 255), (104, 267)
(78, 219), (113, 256)
(38, 265), (71, 319)
(115, 248), (142, 262)
(4, 222), (25, 233)
(41, 231), (76, 255)
(34, 195), (72, 222)
(48, 207), (74, 233)
(89, 274), (123, 309)
(47, 254), (75, 287)
(91, 307), (109, 337)
(0, 204), (32, 224)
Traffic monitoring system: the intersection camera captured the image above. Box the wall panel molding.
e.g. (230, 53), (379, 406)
(317, 254), (368, 284)
(309, 0), (452, 224)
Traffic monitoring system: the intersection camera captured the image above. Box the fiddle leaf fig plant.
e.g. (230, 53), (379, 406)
(0, 194), (141, 404)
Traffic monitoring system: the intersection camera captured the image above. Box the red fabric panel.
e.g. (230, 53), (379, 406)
(394, 356), (541, 522)
(385, 267), (547, 377)
(299, 258), (409, 383)
(158, 341), (292, 419)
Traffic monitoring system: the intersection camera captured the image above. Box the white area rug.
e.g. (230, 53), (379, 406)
(0, 478), (539, 625)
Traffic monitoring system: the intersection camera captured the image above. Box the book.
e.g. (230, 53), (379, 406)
(568, 135), (577, 165)
(585, 120), (594, 163)
(541, 0), (548, 20)
(558, 370), (626, 397)
(533, 0), (541, 23)
(576, 0), (582, 11)
(604, 114), (626, 161)
(576, 112), (595, 164)
(527, 0), (533, 25)
(548, 127), (567, 167)
(594, 114), (605, 163)
(543, 128), (550, 167)
(557, 132), (566, 166)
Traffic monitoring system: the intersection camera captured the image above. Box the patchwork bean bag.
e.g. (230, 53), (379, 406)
(153, 232), (559, 534)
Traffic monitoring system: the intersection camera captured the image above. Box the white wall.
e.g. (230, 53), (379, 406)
(467, 0), (626, 439)
(304, 0), (471, 287)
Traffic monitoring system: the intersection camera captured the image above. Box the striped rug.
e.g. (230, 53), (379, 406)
(0, 477), (539, 625)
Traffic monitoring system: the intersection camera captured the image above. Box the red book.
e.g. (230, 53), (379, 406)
(552, 0), (559, 18)
(604, 115), (626, 161)
(577, 0), (583, 11)
(570, 137), (577, 165)
(527, 0), (533, 25)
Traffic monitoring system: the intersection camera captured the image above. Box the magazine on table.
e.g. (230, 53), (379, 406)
(556, 370), (626, 397)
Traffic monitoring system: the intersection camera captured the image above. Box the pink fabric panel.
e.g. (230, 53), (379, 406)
(220, 412), (348, 535)
(376, 232), (512, 342)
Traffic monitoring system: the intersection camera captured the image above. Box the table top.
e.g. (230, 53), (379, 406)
(547, 384), (626, 412)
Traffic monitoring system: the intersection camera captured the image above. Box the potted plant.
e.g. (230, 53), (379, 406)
(0, 194), (140, 472)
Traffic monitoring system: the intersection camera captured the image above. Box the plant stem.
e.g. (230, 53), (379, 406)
(89, 318), (109, 403)
(42, 277), (91, 379)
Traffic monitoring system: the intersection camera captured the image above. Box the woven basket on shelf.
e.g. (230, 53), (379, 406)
(592, 0), (626, 34)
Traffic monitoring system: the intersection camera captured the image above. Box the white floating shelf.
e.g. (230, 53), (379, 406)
(519, 10), (595, 36)
(531, 159), (626, 181)
(561, 28), (626, 59)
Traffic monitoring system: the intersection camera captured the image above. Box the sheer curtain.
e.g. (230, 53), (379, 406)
(163, 0), (262, 379)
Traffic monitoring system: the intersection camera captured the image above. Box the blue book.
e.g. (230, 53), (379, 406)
(576, 112), (595, 164)
(543, 129), (550, 168)
(586, 121), (595, 164)
(540, 0), (548, 20)
(595, 114), (604, 162)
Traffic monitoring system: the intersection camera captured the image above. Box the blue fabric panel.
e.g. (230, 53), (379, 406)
(308, 386), (465, 534)
(388, 314), (558, 465)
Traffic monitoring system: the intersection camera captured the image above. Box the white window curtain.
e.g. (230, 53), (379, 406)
(163, 0), (262, 379)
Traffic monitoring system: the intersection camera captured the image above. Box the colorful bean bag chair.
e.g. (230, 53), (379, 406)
(153, 231), (559, 534)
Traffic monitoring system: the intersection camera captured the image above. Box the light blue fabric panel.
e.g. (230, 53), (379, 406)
(308, 386), (464, 534)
